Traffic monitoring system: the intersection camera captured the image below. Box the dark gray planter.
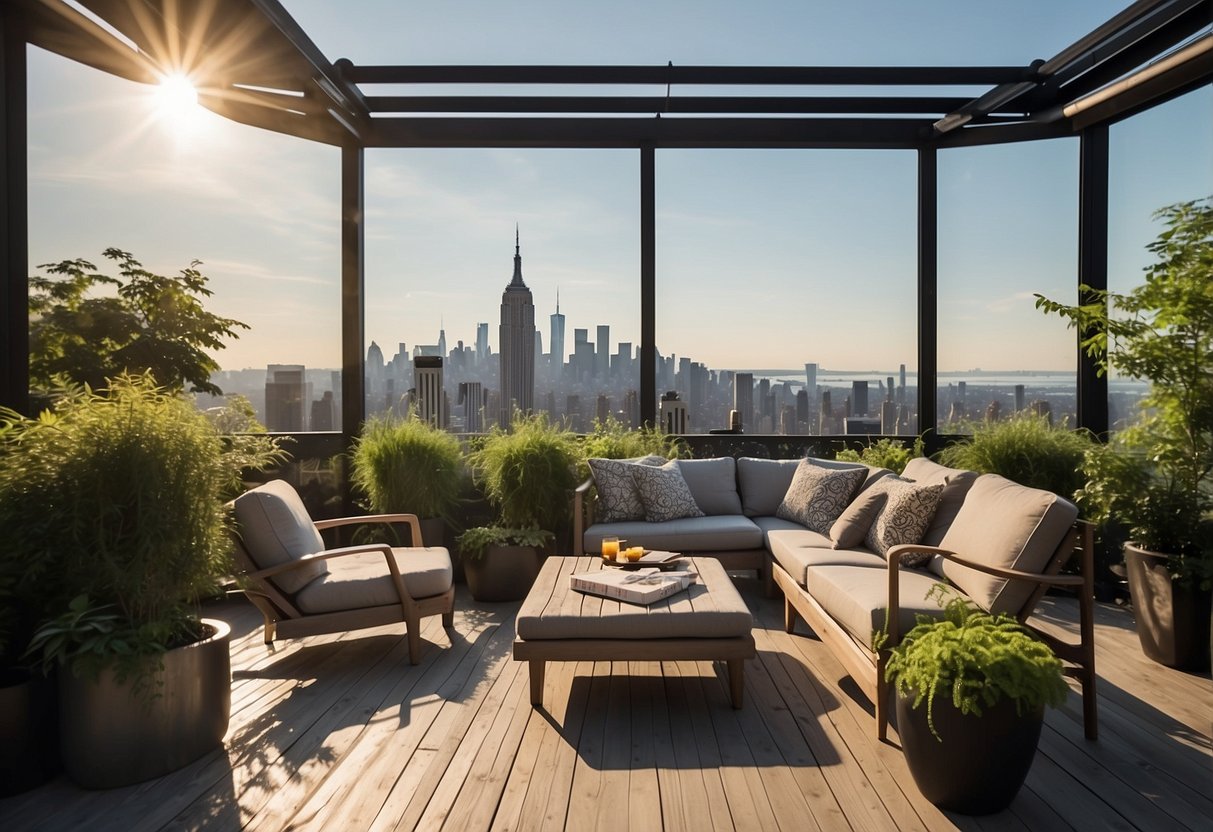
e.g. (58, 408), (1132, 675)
(0, 668), (58, 796)
(58, 619), (231, 789)
(464, 545), (543, 602)
(896, 690), (1044, 815)
(1124, 543), (1213, 671)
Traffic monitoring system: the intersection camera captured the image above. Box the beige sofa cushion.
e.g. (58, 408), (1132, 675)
(769, 526), (884, 585)
(807, 564), (947, 649)
(901, 457), (979, 546)
(830, 488), (888, 549)
(294, 547), (453, 614)
(233, 479), (328, 595)
(938, 474), (1078, 616)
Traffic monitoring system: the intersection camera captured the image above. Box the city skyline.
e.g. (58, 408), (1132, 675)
(24, 2), (1213, 377)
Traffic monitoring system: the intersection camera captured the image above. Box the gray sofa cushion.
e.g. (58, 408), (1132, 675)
(776, 459), (866, 533)
(938, 474), (1078, 616)
(632, 461), (705, 522)
(736, 457), (801, 516)
(750, 515), (808, 548)
(901, 457), (979, 547)
(584, 514), (763, 553)
(294, 547), (453, 614)
(233, 479), (328, 595)
(588, 455), (666, 522)
(768, 528), (883, 585)
(677, 457), (744, 515)
(807, 563), (947, 648)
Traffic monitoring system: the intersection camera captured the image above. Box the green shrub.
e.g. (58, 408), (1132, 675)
(351, 413), (465, 523)
(455, 526), (553, 560)
(466, 413), (581, 533)
(884, 586), (1068, 739)
(578, 417), (685, 478)
(836, 436), (924, 474)
(937, 416), (1093, 500)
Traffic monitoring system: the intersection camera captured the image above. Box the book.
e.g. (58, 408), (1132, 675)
(570, 568), (696, 605)
(637, 550), (683, 566)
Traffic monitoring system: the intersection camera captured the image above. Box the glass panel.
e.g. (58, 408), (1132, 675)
(364, 149), (639, 432)
(937, 139), (1079, 433)
(26, 48), (342, 431)
(656, 149), (918, 435)
(1108, 87), (1213, 430)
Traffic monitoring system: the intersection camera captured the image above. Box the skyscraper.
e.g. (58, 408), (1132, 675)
(475, 322), (489, 363)
(413, 355), (444, 427)
(596, 324), (610, 379)
(265, 364), (310, 431)
(550, 289), (565, 374)
(499, 227), (536, 425)
(733, 372), (754, 432)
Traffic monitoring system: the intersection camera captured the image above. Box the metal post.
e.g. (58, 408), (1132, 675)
(640, 145), (656, 427)
(1, 4), (28, 416)
(1077, 126), (1109, 437)
(917, 147), (938, 438)
(340, 143), (365, 510)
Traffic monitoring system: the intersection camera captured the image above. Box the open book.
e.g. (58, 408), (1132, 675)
(570, 568), (695, 605)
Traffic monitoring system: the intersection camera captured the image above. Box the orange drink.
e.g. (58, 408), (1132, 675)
(601, 536), (620, 561)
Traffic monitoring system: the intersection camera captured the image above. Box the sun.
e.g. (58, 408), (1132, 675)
(151, 72), (206, 141)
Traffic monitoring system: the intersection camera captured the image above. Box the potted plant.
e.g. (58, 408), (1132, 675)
(883, 586), (1069, 814)
(1036, 197), (1213, 670)
(350, 412), (466, 549)
(462, 414), (580, 601)
(455, 526), (553, 602)
(0, 374), (283, 788)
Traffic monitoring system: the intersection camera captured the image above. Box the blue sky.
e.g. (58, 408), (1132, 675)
(25, 1), (1212, 374)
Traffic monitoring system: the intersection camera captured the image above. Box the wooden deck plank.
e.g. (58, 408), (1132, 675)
(626, 661), (667, 832)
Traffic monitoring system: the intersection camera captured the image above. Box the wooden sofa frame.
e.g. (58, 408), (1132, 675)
(231, 512), (455, 665)
(774, 520), (1098, 742)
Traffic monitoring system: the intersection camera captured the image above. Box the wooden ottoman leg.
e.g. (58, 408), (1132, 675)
(784, 597), (797, 634)
(529, 660), (546, 707)
(728, 659), (744, 709)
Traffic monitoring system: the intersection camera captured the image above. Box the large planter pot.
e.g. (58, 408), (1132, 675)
(58, 619), (231, 789)
(464, 545), (543, 602)
(896, 690), (1044, 815)
(0, 668), (58, 796)
(1124, 543), (1213, 671)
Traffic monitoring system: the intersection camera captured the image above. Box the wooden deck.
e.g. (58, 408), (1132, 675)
(2, 577), (1210, 831)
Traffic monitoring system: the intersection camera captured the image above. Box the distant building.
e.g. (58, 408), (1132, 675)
(458, 381), (484, 433)
(733, 372), (754, 432)
(851, 380), (870, 417)
(499, 227), (536, 425)
(265, 364), (310, 431)
(549, 290), (565, 374)
(660, 390), (688, 434)
(414, 355), (444, 427)
(475, 323), (490, 363)
(310, 390), (335, 431)
(596, 325), (610, 379)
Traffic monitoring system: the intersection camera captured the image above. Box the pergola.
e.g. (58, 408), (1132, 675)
(4, 0), (1212, 450)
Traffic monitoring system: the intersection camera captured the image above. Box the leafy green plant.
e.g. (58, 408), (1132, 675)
(836, 436), (924, 474)
(884, 585), (1068, 740)
(936, 416), (1094, 500)
(1036, 197), (1213, 587)
(455, 526), (553, 561)
(0, 374), (284, 677)
(29, 249), (247, 396)
(351, 412), (466, 523)
(580, 417), (684, 470)
(466, 413), (580, 533)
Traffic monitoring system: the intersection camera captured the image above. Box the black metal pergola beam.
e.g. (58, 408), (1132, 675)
(2, 1), (29, 417)
(364, 95), (976, 116)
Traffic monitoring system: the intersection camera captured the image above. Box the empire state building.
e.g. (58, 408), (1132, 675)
(499, 227), (536, 425)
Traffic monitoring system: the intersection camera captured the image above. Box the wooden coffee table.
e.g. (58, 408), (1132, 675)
(512, 556), (756, 708)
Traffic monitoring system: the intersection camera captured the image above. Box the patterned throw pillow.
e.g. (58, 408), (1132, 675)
(863, 476), (946, 559)
(631, 461), (706, 522)
(775, 459), (866, 535)
(588, 456), (665, 522)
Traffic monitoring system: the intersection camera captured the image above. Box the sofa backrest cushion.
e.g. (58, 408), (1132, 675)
(737, 458), (801, 516)
(233, 479), (328, 595)
(776, 459), (867, 534)
(901, 457), (979, 546)
(829, 488), (888, 549)
(676, 457), (744, 516)
(632, 460), (706, 522)
(588, 455), (667, 522)
(938, 473), (1078, 616)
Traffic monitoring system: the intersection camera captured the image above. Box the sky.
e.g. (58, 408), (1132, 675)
(25, 1), (1213, 376)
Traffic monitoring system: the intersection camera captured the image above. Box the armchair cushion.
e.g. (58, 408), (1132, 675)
(294, 548), (453, 614)
(233, 479), (328, 594)
(938, 474), (1079, 616)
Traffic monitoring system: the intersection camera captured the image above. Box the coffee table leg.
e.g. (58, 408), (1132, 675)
(728, 659), (744, 709)
(529, 659), (546, 706)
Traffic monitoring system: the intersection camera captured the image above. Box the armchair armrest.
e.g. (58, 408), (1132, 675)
(573, 477), (595, 556)
(313, 513), (425, 546)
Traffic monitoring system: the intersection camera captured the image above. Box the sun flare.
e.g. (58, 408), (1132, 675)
(152, 72), (205, 141)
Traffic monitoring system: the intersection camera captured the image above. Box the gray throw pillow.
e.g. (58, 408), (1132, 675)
(588, 455), (665, 522)
(775, 459), (866, 535)
(829, 488), (888, 549)
(863, 475), (946, 559)
(632, 461), (706, 522)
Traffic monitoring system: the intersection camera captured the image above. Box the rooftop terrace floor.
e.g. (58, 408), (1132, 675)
(2, 577), (1210, 831)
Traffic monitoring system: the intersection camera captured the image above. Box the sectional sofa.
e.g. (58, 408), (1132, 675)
(572, 454), (1098, 740)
